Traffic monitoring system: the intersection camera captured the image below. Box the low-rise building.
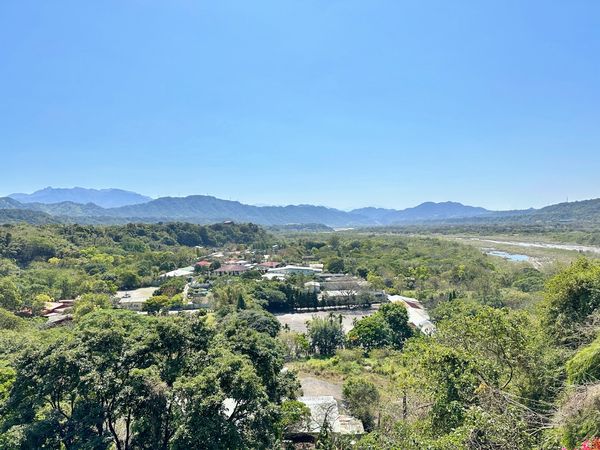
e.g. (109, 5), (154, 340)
(255, 261), (282, 272)
(267, 265), (323, 277)
(304, 281), (321, 294)
(194, 260), (212, 270)
(262, 272), (287, 281)
(214, 264), (249, 276)
(46, 313), (72, 327)
(43, 300), (75, 317)
(388, 294), (436, 335)
(160, 266), (195, 278)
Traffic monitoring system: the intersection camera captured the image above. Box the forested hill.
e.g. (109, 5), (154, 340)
(533, 198), (600, 221)
(0, 222), (268, 266)
(2, 192), (600, 226)
(0, 209), (58, 225)
(107, 195), (371, 225)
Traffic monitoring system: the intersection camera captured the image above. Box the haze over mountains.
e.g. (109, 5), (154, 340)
(9, 187), (152, 208)
(0, 187), (599, 227)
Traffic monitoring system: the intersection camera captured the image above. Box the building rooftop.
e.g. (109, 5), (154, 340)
(160, 266), (195, 278)
(268, 265), (323, 273)
(257, 261), (281, 268)
(388, 295), (436, 335)
(214, 264), (249, 273)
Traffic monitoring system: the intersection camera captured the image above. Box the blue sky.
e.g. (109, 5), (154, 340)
(1, 0), (599, 210)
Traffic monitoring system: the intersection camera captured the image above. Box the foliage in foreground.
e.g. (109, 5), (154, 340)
(0, 308), (297, 449)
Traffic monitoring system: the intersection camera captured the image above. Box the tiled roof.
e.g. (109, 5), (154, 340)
(214, 264), (248, 272)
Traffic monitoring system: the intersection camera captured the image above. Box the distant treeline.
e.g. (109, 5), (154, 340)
(0, 222), (269, 266)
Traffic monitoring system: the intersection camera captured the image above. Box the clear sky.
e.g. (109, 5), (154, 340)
(1, 1), (599, 210)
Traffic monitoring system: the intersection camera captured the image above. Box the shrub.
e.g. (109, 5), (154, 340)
(567, 336), (600, 385)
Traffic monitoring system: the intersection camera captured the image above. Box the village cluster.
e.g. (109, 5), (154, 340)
(35, 244), (437, 442)
(42, 247), (434, 337)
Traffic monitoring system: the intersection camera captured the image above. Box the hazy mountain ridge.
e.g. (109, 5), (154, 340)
(25, 201), (109, 217)
(107, 195), (372, 226)
(351, 201), (491, 225)
(0, 197), (22, 209)
(9, 187), (152, 208)
(1, 189), (600, 226)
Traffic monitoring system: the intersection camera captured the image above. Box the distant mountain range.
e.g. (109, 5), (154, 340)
(352, 202), (490, 225)
(1, 187), (599, 227)
(9, 187), (152, 208)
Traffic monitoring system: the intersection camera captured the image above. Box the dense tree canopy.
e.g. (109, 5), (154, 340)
(0, 309), (297, 449)
(0, 223), (599, 449)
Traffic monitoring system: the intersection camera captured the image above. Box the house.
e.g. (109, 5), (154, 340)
(43, 300), (75, 317)
(213, 264), (249, 276)
(46, 313), (73, 327)
(255, 261), (282, 272)
(195, 260), (212, 269)
(42, 302), (65, 315)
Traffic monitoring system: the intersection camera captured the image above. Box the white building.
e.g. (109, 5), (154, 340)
(387, 295), (435, 335)
(267, 265), (323, 277)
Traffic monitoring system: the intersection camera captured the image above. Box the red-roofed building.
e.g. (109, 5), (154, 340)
(259, 261), (282, 268)
(255, 261), (283, 272)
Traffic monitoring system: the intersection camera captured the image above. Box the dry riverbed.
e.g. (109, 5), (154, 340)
(449, 236), (600, 268)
